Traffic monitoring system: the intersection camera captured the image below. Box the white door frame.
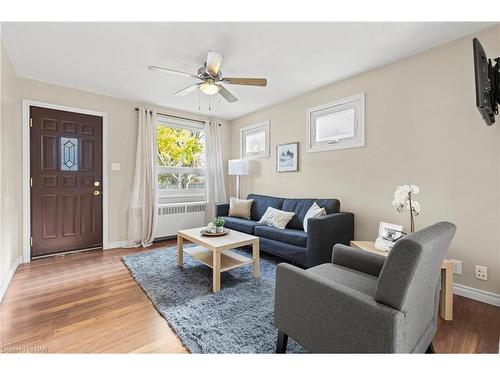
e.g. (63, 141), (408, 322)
(22, 99), (109, 263)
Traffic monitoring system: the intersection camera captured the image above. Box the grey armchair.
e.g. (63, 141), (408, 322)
(274, 221), (456, 353)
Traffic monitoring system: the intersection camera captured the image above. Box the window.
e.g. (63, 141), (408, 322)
(240, 120), (270, 159)
(157, 116), (205, 199)
(306, 93), (365, 152)
(60, 137), (79, 171)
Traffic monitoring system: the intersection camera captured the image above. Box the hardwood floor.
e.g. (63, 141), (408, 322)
(1, 242), (499, 353)
(0, 240), (187, 353)
(434, 294), (500, 353)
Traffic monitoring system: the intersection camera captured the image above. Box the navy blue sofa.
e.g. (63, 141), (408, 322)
(215, 194), (354, 268)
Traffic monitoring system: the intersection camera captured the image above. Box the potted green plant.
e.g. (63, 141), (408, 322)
(213, 217), (225, 233)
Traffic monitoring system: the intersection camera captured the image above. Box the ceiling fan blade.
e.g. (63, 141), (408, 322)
(217, 85), (238, 103)
(148, 65), (200, 79)
(206, 51), (223, 75)
(221, 77), (267, 87)
(174, 83), (200, 96)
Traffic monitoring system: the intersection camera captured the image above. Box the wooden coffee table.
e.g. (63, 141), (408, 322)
(176, 227), (260, 293)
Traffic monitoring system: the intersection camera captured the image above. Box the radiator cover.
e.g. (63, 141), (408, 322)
(156, 201), (206, 238)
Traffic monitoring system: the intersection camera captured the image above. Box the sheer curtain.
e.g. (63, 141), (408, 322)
(128, 107), (158, 247)
(204, 120), (227, 221)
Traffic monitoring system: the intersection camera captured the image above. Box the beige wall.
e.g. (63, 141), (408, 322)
(230, 25), (500, 294)
(1, 39), (22, 293)
(0, 41), (230, 279)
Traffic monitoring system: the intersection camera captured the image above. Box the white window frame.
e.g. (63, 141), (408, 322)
(306, 93), (365, 153)
(156, 115), (206, 200)
(240, 120), (270, 159)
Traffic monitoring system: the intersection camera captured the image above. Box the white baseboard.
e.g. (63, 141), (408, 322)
(454, 283), (500, 307)
(0, 256), (22, 302)
(103, 240), (129, 250)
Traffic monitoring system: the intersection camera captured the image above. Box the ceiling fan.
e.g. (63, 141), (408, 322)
(148, 51), (267, 103)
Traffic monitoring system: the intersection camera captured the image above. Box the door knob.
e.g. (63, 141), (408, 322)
(94, 190), (101, 196)
(94, 181), (100, 187)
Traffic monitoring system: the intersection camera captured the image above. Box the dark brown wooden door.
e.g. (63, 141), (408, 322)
(30, 106), (103, 257)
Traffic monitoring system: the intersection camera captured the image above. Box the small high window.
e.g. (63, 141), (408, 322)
(307, 93), (365, 152)
(240, 121), (270, 159)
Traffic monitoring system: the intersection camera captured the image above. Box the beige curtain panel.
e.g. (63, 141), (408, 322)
(128, 107), (158, 247)
(204, 121), (227, 221)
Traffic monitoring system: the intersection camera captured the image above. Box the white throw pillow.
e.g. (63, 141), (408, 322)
(259, 207), (295, 230)
(303, 202), (326, 233)
(228, 197), (253, 219)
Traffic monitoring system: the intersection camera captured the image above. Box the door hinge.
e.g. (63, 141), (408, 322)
(30, 177), (33, 187)
(30, 237), (33, 247)
(30, 118), (33, 128)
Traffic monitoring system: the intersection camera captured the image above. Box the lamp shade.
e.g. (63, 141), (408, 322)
(228, 159), (249, 176)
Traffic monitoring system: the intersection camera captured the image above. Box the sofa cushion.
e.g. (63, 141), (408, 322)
(254, 225), (307, 247)
(259, 237), (307, 265)
(221, 217), (260, 235)
(316, 199), (341, 215)
(283, 198), (341, 230)
(303, 202), (326, 233)
(247, 194), (284, 221)
(258, 207), (295, 230)
(282, 199), (316, 230)
(307, 263), (378, 297)
(228, 197), (253, 219)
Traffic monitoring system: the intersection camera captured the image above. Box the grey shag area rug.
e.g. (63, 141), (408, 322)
(122, 246), (303, 353)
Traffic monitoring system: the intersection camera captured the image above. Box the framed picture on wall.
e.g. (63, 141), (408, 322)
(276, 142), (299, 172)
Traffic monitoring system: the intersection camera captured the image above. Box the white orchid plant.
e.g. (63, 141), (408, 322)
(392, 184), (421, 233)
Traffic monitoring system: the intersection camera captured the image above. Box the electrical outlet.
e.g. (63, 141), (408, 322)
(475, 265), (488, 281)
(450, 259), (462, 275)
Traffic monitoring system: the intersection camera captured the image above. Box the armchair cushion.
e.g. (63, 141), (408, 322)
(332, 244), (386, 277)
(307, 263), (378, 296)
(255, 225), (307, 247)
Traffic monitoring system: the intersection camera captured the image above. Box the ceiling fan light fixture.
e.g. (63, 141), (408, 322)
(199, 82), (220, 96)
(149, 50), (266, 103)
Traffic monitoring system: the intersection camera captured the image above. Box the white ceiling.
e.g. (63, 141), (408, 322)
(2, 22), (495, 120)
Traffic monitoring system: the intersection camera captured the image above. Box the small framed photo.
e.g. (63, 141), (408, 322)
(276, 142), (299, 172)
(378, 222), (404, 242)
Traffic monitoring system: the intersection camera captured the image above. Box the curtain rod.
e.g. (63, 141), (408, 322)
(134, 107), (206, 125)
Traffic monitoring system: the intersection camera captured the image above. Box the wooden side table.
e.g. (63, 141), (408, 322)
(350, 240), (453, 321)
